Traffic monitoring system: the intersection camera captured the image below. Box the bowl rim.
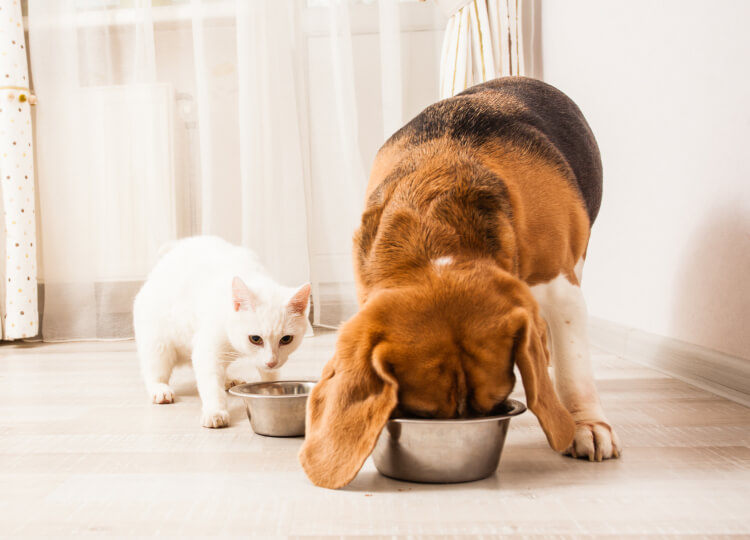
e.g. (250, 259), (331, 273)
(228, 380), (317, 398)
(386, 398), (527, 424)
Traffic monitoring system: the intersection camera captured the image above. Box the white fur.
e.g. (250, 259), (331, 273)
(133, 236), (310, 428)
(432, 256), (453, 273)
(530, 258), (621, 460)
(573, 256), (584, 283)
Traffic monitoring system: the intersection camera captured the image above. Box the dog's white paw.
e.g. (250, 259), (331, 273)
(224, 377), (248, 391)
(150, 384), (174, 405)
(564, 419), (621, 461)
(201, 409), (230, 429)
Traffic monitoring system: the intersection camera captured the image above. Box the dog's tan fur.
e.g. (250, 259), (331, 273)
(300, 77), (610, 489)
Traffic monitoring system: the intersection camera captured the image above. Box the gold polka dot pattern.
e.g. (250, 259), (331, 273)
(1, 0), (38, 340)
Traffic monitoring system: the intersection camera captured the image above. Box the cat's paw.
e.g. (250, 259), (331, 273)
(563, 419), (622, 461)
(201, 409), (230, 429)
(150, 384), (174, 404)
(224, 377), (249, 391)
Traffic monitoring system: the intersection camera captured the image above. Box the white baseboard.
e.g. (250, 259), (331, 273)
(589, 317), (750, 408)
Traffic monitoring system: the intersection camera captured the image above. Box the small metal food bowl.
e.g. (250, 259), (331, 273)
(228, 381), (316, 437)
(372, 399), (526, 483)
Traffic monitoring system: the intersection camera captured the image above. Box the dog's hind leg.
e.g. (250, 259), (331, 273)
(530, 260), (622, 461)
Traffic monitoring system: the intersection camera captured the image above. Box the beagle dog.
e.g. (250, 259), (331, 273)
(299, 77), (621, 489)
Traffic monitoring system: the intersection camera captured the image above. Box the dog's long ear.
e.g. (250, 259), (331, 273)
(513, 309), (576, 452)
(299, 313), (397, 489)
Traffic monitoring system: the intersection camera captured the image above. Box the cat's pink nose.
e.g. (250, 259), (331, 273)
(265, 360), (278, 368)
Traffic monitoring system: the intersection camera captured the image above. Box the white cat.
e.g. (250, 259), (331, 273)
(133, 235), (311, 428)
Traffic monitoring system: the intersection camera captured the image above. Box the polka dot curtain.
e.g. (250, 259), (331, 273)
(0, 0), (38, 340)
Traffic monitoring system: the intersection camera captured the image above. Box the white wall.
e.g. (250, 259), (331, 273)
(539, 0), (750, 360)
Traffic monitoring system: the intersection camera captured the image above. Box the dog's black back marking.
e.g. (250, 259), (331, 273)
(388, 77), (603, 225)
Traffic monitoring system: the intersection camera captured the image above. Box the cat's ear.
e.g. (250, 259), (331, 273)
(288, 283), (311, 315)
(232, 276), (258, 312)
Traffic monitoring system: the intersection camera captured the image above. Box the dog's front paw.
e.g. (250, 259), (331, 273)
(564, 419), (621, 461)
(201, 409), (230, 429)
(150, 384), (174, 404)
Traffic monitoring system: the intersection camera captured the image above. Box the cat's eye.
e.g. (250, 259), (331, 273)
(249, 335), (264, 346)
(279, 335), (293, 345)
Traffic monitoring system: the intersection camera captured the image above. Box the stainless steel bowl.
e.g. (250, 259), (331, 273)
(372, 399), (526, 483)
(228, 381), (316, 437)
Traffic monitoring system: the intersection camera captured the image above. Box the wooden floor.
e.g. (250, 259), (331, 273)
(1, 330), (750, 538)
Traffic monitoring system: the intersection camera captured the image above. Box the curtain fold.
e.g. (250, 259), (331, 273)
(30, 0), (175, 340)
(310, 1), (368, 327)
(235, 0), (310, 289)
(25, 0), (431, 340)
(437, 0), (524, 99)
(378, 0), (403, 141)
(0, 0), (39, 340)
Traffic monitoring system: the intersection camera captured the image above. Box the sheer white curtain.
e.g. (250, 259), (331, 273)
(26, 0), (442, 340)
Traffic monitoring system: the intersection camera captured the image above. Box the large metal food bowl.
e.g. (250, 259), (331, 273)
(372, 399), (526, 483)
(228, 381), (316, 437)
